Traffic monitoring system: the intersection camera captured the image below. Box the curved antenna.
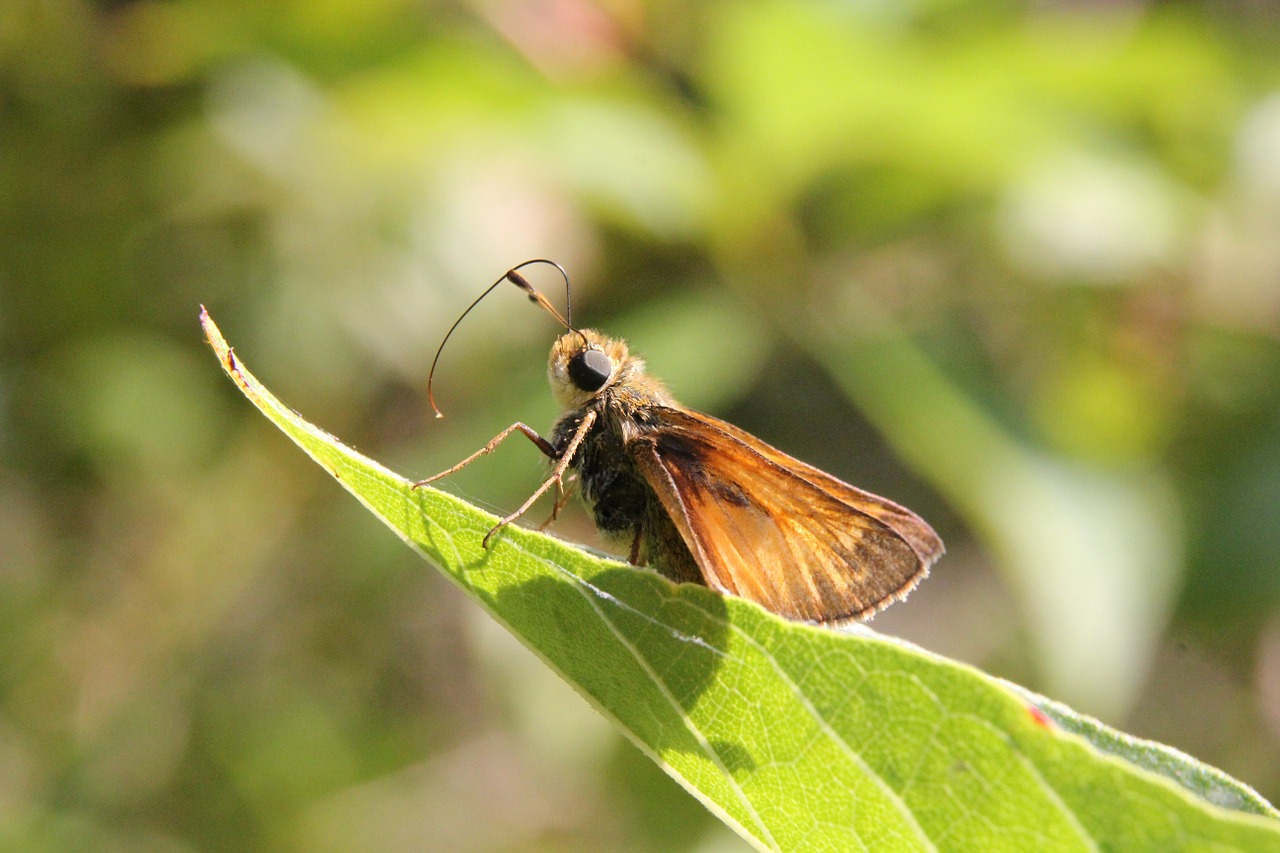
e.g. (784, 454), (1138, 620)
(506, 262), (589, 350)
(502, 259), (573, 330)
(427, 259), (575, 418)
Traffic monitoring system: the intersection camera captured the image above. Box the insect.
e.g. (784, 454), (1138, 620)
(418, 260), (943, 623)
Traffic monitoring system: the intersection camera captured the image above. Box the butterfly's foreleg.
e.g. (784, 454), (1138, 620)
(412, 422), (557, 488)
(482, 410), (598, 548)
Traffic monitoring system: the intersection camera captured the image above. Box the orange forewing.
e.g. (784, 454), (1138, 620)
(688, 410), (945, 565)
(630, 408), (942, 623)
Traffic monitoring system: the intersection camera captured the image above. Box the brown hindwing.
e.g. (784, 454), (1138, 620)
(629, 407), (942, 623)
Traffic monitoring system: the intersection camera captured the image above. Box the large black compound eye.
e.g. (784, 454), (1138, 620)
(567, 348), (613, 392)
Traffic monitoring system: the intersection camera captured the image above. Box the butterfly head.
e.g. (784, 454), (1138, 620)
(548, 329), (638, 409)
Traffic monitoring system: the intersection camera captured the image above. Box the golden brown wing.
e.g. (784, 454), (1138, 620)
(679, 409), (945, 566)
(629, 407), (942, 623)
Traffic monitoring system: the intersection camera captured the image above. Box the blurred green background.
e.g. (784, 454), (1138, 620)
(5, 0), (1280, 849)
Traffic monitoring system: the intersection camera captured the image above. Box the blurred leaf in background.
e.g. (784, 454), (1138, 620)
(2, 0), (1279, 850)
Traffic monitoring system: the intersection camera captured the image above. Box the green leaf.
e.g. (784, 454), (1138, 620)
(202, 308), (1280, 852)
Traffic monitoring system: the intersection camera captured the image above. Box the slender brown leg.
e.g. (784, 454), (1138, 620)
(538, 478), (576, 530)
(628, 528), (644, 565)
(482, 410), (597, 548)
(412, 422), (556, 488)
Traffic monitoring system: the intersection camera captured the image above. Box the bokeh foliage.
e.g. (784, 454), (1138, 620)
(3, 0), (1280, 850)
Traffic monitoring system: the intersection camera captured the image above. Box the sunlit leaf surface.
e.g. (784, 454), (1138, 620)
(204, 309), (1279, 852)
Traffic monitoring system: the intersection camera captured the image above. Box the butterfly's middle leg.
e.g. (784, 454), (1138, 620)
(481, 409), (598, 548)
(413, 422), (557, 488)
